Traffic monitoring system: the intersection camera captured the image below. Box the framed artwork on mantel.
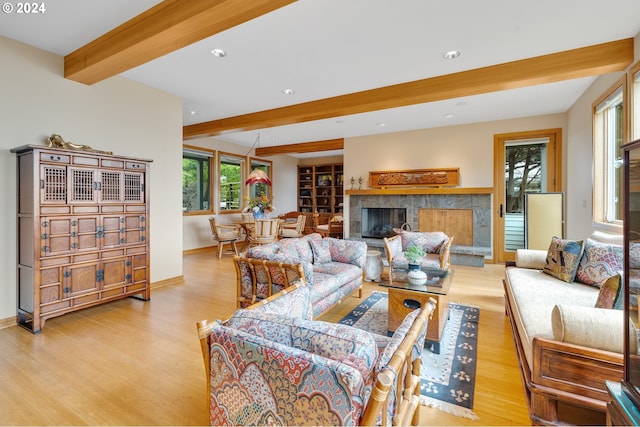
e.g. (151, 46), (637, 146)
(368, 168), (459, 188)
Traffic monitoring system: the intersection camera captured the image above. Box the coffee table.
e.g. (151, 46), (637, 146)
(380, 268), (453, 354)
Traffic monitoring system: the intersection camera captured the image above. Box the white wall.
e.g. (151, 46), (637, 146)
(343, 114), (567, 235)
(0, 36), (183, 321)
(181, 136), (299, 251)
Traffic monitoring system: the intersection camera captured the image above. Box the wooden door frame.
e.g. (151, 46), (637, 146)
(493, 128), (562, 263)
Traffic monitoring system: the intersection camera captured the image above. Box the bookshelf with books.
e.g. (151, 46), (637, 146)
(297, 163), (343, 215)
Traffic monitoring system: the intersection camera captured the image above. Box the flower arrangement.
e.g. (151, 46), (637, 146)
(244, 194), (273, 213)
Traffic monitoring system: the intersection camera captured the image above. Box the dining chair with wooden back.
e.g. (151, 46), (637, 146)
(280, 214), (306, 238)
(246, 218), (280, 248)
(316, 214), (344, 238)
(209, 217), (241, 259)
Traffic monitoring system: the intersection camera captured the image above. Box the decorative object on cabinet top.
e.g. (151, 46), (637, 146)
(369, 168), (459, 188)
(46, 133), (113, 155)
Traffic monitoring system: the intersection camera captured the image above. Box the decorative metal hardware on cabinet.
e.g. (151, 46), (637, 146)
(11, 144), (152, 333)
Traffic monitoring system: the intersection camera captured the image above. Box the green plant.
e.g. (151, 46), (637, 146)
(404, 245), (426, 264)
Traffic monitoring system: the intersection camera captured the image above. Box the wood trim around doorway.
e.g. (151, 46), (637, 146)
(493, 128), (563, 263)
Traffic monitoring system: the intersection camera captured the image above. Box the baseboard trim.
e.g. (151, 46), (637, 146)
(151, 275), (185, 290)
(183, 246), (216, 255)
(0, 316), (17, 330)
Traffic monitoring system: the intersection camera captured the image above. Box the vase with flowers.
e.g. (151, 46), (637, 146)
(244, 195), (274, 219)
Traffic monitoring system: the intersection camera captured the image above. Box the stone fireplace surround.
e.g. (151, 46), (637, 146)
(349, 192), (492, 266)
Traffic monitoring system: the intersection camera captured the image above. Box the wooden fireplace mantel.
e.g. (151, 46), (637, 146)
(345, 187), (493, 196)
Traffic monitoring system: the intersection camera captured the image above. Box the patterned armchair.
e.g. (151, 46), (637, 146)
(383, 231), (453, 284)
(197, 283), (435, 426)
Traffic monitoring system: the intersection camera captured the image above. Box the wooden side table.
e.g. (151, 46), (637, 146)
(383, 269), (453, 354)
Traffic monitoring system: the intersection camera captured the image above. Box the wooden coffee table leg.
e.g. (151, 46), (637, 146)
(387, 288), (450, 353)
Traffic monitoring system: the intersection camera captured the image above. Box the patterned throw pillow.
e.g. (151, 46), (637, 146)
(542, 237), (584, 283)
(594, 274), (623, 310)
(575, 239), (623, 287)
(400, 231), (447, 253)
(310, 238), (332, 264)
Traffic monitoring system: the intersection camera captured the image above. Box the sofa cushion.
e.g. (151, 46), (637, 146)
(400, 231), (448, 253)
(504, 266), (599, 370)
(313, 262), (363, 286)
(542, 237), (584, 283)
(250, 282), (313, 320)
(327, 237), (367, 268)
(515, 249), (547, 269)
(310, 238), (332, 264)
(391, 253), (441, 270)
(594, 274), (623, 310)
(575, 238), (623, 287)
(227, 310), (378, 379)
(308, 272), (341, 302)
(551, 304), (624, 353)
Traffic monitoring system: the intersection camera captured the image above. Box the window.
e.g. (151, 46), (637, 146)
(593, 81), (625, 224)
(632, 63), (640, 140)
(219, 152), (244, 212)
(182, 147), (214, 214)
(248, 158), (272, 200)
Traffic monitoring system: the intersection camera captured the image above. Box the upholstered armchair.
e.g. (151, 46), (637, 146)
(383, 231), (453, 284)
(197, 283), (435, 426)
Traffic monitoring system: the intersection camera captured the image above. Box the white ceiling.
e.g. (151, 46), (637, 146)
(2, 0), (640, 157)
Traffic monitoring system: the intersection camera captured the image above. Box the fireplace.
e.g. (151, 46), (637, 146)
(361, 207), (406, 238)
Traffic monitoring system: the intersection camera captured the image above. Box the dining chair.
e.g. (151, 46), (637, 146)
(209, 217), (241, 259)
(247, 218), (280, 248)
(280, 214), (306, 238)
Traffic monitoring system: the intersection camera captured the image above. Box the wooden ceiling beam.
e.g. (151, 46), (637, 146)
(183, 38), (634, 139)
(255, 138), (344, 156)
(64, 0), (296, 85)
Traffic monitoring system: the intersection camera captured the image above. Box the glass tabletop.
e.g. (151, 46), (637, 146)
(380, 268), (453, 296)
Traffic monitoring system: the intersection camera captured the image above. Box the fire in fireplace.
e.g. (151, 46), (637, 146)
(361, 208), (407, 238)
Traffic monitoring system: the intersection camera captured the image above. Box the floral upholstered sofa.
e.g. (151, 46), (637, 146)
(383, 231), (453, 284)
(197, 283), (435, 426)
(234, 233), (367, 317)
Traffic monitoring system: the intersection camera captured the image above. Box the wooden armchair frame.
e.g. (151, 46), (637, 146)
(197, 286), (435, 426)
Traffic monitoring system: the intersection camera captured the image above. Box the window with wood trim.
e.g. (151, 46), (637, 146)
(593, 79), (626, 225)
(631, 62), (640, 140)
(219, 152), (244, 212)
(182, 147), (214, 214)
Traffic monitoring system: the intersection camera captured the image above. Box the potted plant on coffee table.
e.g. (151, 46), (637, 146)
(404, 245), (427, 285)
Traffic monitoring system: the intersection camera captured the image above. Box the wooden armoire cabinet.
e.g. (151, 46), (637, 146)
(11, 145), (152, 333)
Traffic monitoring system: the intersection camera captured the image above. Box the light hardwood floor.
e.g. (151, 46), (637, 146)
(0, 250), (531, 426)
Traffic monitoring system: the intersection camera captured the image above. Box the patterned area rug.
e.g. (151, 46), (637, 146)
(338, 291), (480, 419)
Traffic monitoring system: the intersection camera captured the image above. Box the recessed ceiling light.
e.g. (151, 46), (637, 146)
(444, 113), (454, 118)
(443, 50), (460, 60)
(210, 48), (227, 57)
(282, 88), (295, 95)
(376, 122), (387, 127)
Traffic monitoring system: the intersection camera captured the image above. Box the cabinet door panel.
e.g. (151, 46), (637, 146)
(68, 168), (97, 203)
(40, 267), (62, 304)
(65, 263), (99, 296)
(76, 217), (99, 251)
(40, 165), (67, 204)
(124, 172), (144, 202)
(102, 215), (123, 247)
(123, 215), (145, 245)
(99, 171), (121, 202)
(43, 217), (72, 256)
(102, 257), (129, 288)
